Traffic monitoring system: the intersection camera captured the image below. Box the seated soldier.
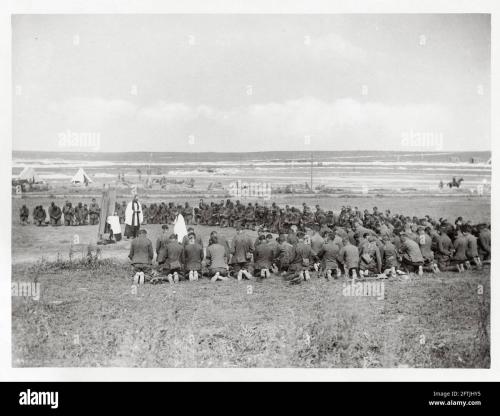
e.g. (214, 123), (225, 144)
(33, 205), (47, 226)
(182, 202), (193, 225)
(48, 202), (62, 226)
(74, 202), (83, 226)
(63, 201), (75, 226)
(88, 198), (100, 225)
(20, 204), (29, 225)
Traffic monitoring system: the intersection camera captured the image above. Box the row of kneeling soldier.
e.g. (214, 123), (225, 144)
(127, 217), (490, 286)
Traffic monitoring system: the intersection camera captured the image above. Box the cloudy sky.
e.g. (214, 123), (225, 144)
(12, 14), (490, 152)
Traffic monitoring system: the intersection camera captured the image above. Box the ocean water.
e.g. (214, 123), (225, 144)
(12, 150), (491, 191)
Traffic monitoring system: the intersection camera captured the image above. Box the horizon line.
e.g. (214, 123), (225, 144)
(12, 149), (492, 154)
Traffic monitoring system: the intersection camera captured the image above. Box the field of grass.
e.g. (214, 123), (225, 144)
(12, 256), (490, 368)
(11, 193), (491, 368)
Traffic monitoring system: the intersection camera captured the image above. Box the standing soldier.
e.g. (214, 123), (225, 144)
(89, 198), (100, 225)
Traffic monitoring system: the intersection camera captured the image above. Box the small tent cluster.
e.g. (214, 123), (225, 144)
(71, 168), (93, 185)
(18, 167), (43, 183)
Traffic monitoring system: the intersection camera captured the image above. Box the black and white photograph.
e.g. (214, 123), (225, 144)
(6, 7), (495, 376)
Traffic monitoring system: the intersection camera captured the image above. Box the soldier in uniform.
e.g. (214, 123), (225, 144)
(120, 201), (127, 223)
(48, 202), (62, 226)
(20, 204), (29, 225)
(89, 198), (100, 225)
(182, 202), (193, 225)
(142, 203), (149, 225)
(62, 201), (75, 226)
(33, 205), (47, 226)
(244, 203), (255, 230)
(81, 203), (89, 225)
(74, 202), (84, 225)
(148, 203), (158, 224)
(115, 202), (125, 224)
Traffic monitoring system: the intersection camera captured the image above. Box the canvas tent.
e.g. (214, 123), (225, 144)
(71, 168), (93, 185)
(18, 167), (42, 183)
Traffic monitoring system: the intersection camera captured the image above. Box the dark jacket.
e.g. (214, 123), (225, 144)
(253, 242), (274, 270)
(231, 233), (254, 263)
(164, 241), (184, 269)
(129, 235), (154, 265)
(156, 234), (170, 264)
(183, 243), (204, 271)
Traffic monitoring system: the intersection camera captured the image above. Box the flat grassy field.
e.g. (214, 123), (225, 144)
(11, 193), (491, 368)
(12, 260), (490, 368)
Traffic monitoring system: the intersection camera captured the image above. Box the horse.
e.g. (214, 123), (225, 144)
(447, 177), (464, 188)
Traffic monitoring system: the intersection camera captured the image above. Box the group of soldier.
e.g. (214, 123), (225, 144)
(126, 203), (491, 285)
(19, 199), (101, 226)
(18, 197), (490, 285)
(20, 198), (345, 234)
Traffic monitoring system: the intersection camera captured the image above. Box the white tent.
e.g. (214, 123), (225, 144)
(71, 168), (93, 185)
(18, 167), (42, 183)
